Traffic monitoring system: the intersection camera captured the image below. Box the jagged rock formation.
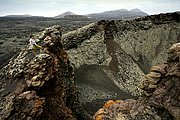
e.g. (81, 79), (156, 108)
(94, 43), (180, 120)
(0, 26), (80, 120)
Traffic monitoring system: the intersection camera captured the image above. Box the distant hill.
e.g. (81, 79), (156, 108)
(86, 8), (148, 20)
(3, 14), (44, 18)
(3, 8), (148, 20)
(55, 11), (76, 18)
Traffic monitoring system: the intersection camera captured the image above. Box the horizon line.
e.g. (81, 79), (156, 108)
(0, 9), (179, 18)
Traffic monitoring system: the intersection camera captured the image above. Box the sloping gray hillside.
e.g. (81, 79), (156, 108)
(86, 8), (148, 20)
(62, 12), (180, 105)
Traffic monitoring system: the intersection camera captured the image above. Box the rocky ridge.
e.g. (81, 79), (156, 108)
(93, 42), (180, 120)
(0, 26), (81, 120)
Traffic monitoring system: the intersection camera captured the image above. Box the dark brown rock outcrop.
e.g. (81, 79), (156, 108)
(94, 43), (180, 120)
(0, 26), (80, 120)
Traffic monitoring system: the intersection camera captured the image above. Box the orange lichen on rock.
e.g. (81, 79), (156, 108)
(94, 99), (137, 120)
(103, 100), (115, 109)
(115, 100), (124, 104)
(94, 108), (105, 120)
(95, 115), (103, 120)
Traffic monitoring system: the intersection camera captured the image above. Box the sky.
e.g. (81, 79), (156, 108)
(0, 0), (179, 17)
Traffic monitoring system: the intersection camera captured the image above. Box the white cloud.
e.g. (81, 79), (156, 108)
(0, 0), (179, 17)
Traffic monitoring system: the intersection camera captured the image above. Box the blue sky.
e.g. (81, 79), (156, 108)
(0, 0), (179, 17)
